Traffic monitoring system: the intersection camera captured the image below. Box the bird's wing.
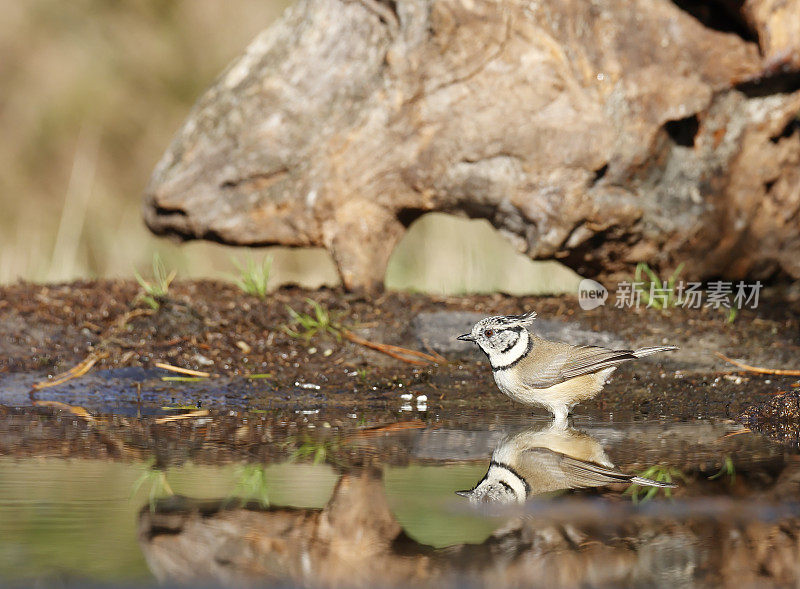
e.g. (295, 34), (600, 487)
(552, 454), (633, 488)
(520, 344), (637, 388)
(518, 448), (631, 491)
(559, 345), (638, 378)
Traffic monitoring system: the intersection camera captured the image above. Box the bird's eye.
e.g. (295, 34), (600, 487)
(484, 329), (494, 337)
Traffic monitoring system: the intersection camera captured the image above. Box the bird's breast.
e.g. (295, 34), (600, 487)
(493, 370), (534, 404)
(492, 369), (515, 394)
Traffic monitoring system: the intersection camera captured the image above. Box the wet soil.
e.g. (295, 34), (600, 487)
(1, 280), (799, 442)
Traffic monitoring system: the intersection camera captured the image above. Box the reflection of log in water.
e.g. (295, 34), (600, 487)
(139, 471), (416, 586)
(139, 469), (800, 587)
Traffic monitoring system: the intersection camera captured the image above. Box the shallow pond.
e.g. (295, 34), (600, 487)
(0, 386), (798, 588)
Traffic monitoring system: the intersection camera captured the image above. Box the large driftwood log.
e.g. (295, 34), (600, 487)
(144, 0), (800, 290)
(743, 0), (800, 71)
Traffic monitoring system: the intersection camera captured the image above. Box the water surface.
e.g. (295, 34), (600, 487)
(0, 399), (795, 587)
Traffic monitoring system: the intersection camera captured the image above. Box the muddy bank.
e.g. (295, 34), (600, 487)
(1, 281), (799, 436)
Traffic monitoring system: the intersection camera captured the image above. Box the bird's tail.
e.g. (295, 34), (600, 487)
(632, 345), (679, 358)
(630, 476), (677, 488)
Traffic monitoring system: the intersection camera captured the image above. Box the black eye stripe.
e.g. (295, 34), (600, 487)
(483, 325), (523, 333)
(499, 332), (520, 354)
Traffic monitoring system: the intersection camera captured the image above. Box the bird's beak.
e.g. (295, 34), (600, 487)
(457, 333), (475, 342)
(455, 489), (472, 497)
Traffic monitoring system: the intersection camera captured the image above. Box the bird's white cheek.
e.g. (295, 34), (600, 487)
(487, 333), (529, 367)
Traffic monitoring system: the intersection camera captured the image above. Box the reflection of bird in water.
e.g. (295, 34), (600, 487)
(456, 423), (675, 504)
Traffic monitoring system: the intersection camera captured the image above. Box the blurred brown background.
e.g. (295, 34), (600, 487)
(0, 0), (580, 295)
(0, 0), (289, 281)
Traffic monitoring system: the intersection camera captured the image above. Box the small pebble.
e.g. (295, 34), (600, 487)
(193, 353), (214, 366)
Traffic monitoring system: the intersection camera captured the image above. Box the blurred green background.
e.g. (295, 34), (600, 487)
(0, 458), (495, 583)
(0, 0), (579, 296)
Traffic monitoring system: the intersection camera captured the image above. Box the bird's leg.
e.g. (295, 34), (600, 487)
(552, 406), (569, 429)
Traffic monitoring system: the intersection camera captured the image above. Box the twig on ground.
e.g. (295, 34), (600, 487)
(715, 352), (800, 376)
(420, 340), (448, 364)
(114, 308), (154, 329)
(341, 329), (440, 365)
(154, 362), (211, 378)
(285, 300), (440, 366)
(31, 351), (109, 390)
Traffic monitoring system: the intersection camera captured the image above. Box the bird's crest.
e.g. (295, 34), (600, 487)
(493, 311), (537, 328)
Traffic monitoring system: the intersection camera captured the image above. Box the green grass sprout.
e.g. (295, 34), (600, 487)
(225, 464), (271, 508)
(289, 435), (340, 465)
(130, 459), (174, 512)
(231, 254), (272, 299)
(283, 298), (344, 343)
(633, 262), (685, 310)
(134, 253), (176, 310)
(708, 456), (735, 484)
(624, 465), (684, 503)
